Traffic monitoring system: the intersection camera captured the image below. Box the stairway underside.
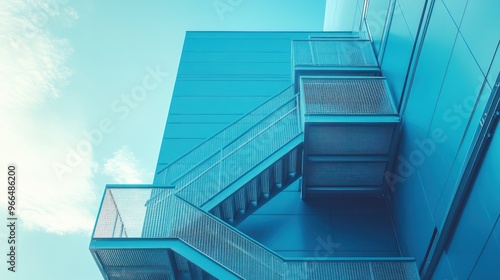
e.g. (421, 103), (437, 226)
(91, 187), (420, 280)
(207, 139), (303, 226)
(92, 245), (419, 280)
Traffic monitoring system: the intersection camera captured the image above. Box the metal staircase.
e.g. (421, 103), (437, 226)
(156, 85), (303, 208)
(92, 184), (419, 279)
(207, 144), (302, 226)
(91, 39), (416, 279)
(171, 250), (218, 280)
(142, 84), (304, 238)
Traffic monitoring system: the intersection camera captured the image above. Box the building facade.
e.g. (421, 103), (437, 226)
(90, 0), (500, 279)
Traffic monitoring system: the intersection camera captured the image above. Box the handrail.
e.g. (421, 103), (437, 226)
(170, 94), (299, 187)
(175, 194), (286, 261)
(175, 101), (300, 206)
(174, 107), (298, 206)
(156, 85), (295, 184)
(145, 88), (299, 208)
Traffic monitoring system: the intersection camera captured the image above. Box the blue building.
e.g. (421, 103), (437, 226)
(90, 1), (500, 279)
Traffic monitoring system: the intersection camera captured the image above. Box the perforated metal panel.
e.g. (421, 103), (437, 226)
(95, 248), (218, 280)
(306, 162), (387, 186)
(301, 76), (399, 193)
(287, 260), (419, 280)
(307, 124), (396, 155)
(303, 78), (395, 115)
(293, 40), (378, 67)
(105, 268), (172, 280)
(96, 249), (174, 280)
(371, 261), (421, 280)
(97, 249), (171, 267)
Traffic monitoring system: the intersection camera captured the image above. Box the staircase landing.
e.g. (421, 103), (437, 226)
(238, 180), (401, 258)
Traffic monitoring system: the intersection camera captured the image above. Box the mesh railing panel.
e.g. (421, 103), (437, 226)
(306, 162), (387, 186)
(156, 86), (295, 185)
(286, 260), (419, 280)
(286, 261), (372, 279)
(307, 124), (396, 155)
(93, 189), (128, 238)
(96, 249), (171, 267)
(95, 248), (218, 280)
(302, 78), (395, 115)
(175, 102), (300, 207)
(93, 188), (154, 238)
(293, 40), (377, 67)
(171, 250), (218, 280)
(96, 249), (173, 280)
(169, 197), (284, 280)
(371, 261), (421, 280)
(106, 268), (172, 280)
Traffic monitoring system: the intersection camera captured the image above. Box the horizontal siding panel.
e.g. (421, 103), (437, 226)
(172, 80), (290, 97)
(164, 123), (228, 139)
(181, 51), (291, 63)
(157, 138), (205, 164)
(182, 38), (291, 52)
(177, 61), (290, 76)
(185, 31), (332, 39)
(169, 96), (267, 114)
(166, 114), (241, 124)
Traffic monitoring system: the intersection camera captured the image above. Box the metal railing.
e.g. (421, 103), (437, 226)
(156, 85), (296, 186)
(292, 40), (378, 68)
(174, 98), (300, 206)
(93, 188), (128, 238)
(92, 186), (420, 280)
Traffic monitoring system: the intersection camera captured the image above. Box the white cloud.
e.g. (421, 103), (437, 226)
(103, 146), (147, 184)
(0, 1), (97, 234)
(0, 0), (77, 110)
(0, 114), (98, 234)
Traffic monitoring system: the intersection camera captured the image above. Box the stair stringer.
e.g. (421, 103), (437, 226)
(202, 136), (303, 226)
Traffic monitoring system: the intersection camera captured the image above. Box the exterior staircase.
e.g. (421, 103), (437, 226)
(90, 39), (416, 279)
(206, 144), (302, 226)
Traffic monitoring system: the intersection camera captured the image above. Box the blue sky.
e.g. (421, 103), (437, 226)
(0, 0), (331, 279)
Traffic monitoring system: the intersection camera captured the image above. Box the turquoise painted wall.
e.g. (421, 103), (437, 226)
(373, 0), (500, 277)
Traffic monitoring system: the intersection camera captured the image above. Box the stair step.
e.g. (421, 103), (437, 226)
(246, 178), (259, 206)
(288, 148), (297, 176)
(260, 169), (270, 198)
(221, 197), (234, 222)
(274, 158), (283, 187)
(234, 188), (246, 215)
(208, 146), (302, 226)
